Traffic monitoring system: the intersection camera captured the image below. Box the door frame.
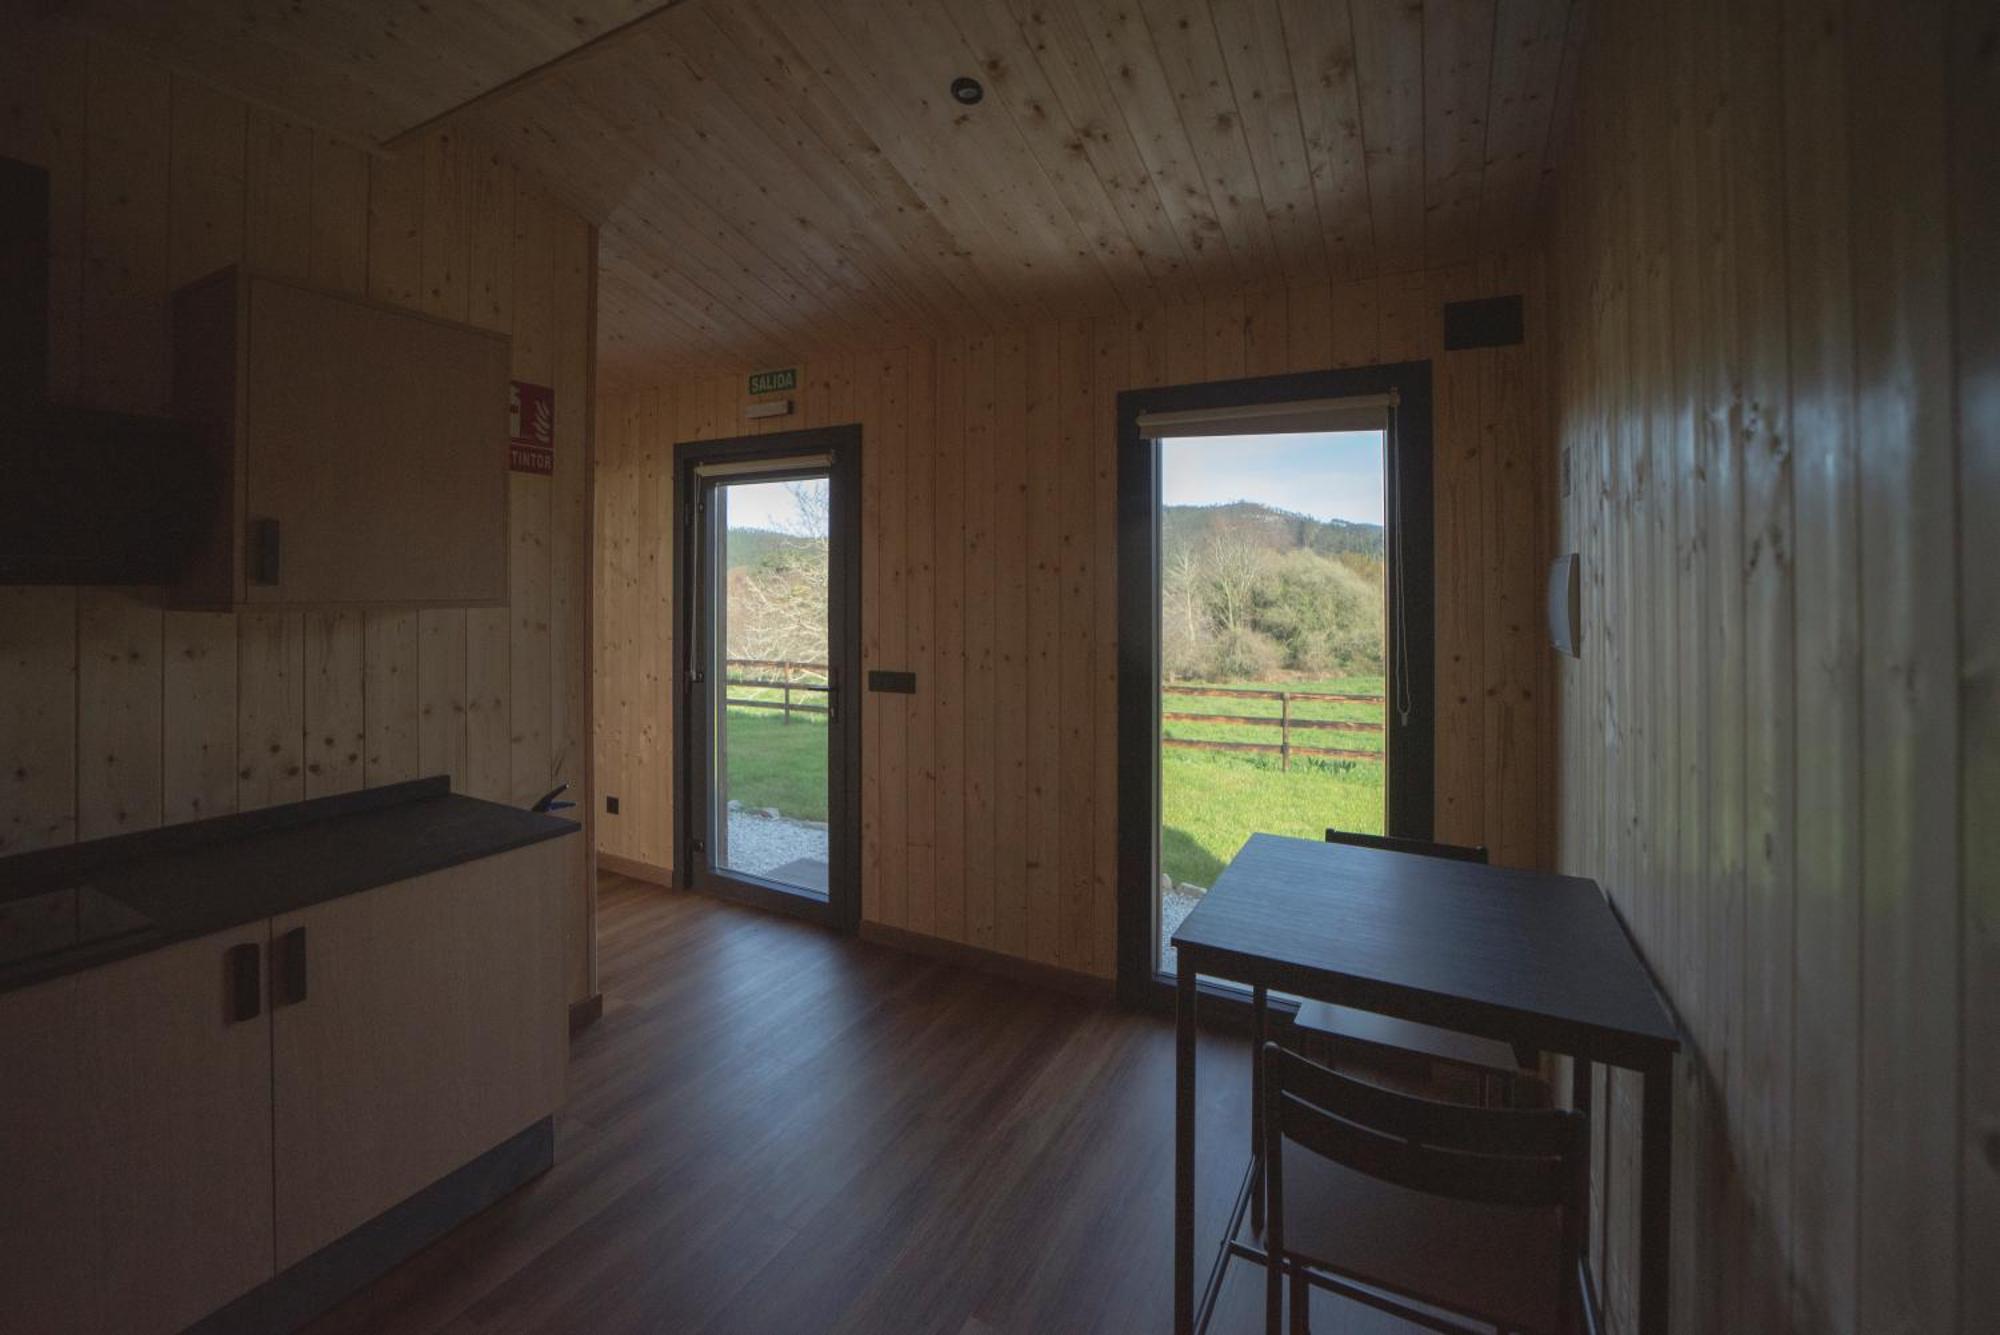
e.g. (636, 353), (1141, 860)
(1114, 363), (1437, 1008)
(673, 423), (863, 933)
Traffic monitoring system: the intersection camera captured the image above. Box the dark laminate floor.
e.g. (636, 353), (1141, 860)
(303, 875), (1421, 1334)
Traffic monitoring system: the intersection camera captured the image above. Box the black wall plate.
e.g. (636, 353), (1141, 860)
(1441, 294), (1524, 350)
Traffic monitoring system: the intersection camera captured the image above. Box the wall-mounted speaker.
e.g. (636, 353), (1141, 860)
(1549, 554), (1581, 656)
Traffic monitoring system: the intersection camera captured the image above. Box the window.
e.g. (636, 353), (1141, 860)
(1116, 365), (1435, 1004)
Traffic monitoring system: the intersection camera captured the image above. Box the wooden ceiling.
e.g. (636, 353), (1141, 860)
(67, 0), (1581, 388)
(63, 0), (681, 145)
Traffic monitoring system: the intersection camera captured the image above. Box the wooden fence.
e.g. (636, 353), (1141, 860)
(724, 658), (829, 722)
(723, 664), (1382, 766)
(1161, 683), (1385, 770)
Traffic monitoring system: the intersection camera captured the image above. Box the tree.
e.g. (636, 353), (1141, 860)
(1202, 535), (1267, 637)
(727, 482), (831, 672)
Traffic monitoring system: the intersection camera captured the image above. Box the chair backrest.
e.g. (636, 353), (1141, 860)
(1261, 1042), (1582, 1209)
(1259, 1042), (1588, 1332)
(1324, 828), (1490, 864)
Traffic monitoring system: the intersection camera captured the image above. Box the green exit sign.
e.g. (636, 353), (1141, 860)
(748, 367), (797, 395)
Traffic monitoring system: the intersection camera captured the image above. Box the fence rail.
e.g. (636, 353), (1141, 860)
(1162, 682), (1385, 770)
(720, 663), (1384, 765)
(724, 657), (829, 722)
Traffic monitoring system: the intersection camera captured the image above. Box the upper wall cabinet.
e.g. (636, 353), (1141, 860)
(173, 268), (512, 609)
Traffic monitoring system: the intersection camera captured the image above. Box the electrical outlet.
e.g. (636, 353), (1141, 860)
(606, 795), (620, 815)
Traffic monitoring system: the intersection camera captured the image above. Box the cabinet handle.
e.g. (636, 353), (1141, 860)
(226, 942), (261, 1022)
(275, 927), (308, 1006)
(249, 517), (281, 585)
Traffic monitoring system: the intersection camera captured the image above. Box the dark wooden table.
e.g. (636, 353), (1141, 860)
(1170, 834), (1681, 1335)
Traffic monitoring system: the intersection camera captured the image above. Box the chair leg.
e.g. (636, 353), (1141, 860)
(1288, 1262), (1310, 1335)
(1251, 986), (1268, 1235)
(1265, 1252), (1283, 1335)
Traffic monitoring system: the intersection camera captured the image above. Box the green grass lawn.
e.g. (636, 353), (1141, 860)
(1159, 675), (1386, 888)
(722, 707), (828, 821)
(1160, 749), (1384, 888)
(720, 675), (1386, 889)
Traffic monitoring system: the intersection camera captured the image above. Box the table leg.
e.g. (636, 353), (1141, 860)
(1571, 1055), (1592, 1275)
(1175, 958), (1198, 1335)
(1638, 1056), (1674, 1335)
(1250, 984), (1267, 1235)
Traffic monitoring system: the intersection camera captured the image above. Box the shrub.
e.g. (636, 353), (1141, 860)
(1203, 626), (1283, 680)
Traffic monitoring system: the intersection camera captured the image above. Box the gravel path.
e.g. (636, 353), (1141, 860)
(724, 809), (828, 880)
(1158, 882), (1206, 975)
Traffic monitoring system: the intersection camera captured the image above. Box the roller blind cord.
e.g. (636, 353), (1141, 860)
(1390, 411), (1413, 729)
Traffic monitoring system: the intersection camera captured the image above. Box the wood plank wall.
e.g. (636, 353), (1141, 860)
(0, 26), (599, 1004)
(1548, 1), (1995, 1331)
(594, 257), (1555, 981)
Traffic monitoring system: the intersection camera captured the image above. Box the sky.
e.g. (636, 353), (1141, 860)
(723, 478), (828, 532)
(719, 429), (1386, 530)
(1162, 430), (1385, 526)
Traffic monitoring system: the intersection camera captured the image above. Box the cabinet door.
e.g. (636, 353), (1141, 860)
(81, 924), (276, 1333)
(271, 839), (566, 1268)
(0, 925), (276, 1335)
(0, 974), (92, 1335)
(243, 276), (510, 607)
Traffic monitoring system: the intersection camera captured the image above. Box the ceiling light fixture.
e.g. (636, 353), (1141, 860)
(950, 76), (984, 106)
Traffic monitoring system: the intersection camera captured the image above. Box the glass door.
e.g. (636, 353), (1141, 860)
(680, 430), (861, 929)
(705, 472), (831, 894)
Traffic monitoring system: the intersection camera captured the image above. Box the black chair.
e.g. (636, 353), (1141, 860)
(1291, 830), (1533, 1104)
(1259, 1042), (1590, 1334)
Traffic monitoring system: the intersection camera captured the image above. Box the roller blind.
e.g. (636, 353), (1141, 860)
(1136, 393), (1400, 439)
(694, 453), (831, 480)
(1134, 391), (1397, 439)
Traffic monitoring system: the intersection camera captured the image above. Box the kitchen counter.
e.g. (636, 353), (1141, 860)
(0, 776), (578, 995)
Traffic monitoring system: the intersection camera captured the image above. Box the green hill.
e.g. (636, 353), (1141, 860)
(1163, 501), (1382, 559)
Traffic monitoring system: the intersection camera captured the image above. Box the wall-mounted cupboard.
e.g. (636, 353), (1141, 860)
(173, 267), (512, 610)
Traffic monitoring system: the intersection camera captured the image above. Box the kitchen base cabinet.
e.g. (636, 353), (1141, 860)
(82, 924), (276, 1334)
(0, 785), (575, 1334)
(0, 924), (274, 1335)
(0, 973), (91, 1335)
(271, 838), (567, 1268)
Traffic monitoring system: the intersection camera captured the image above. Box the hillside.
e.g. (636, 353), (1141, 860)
(727, 501), (1382, 572)
(1162, 501), (1383, 559)
(726, 526), (819, 570)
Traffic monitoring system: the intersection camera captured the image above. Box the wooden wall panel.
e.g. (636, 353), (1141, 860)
(991, 330), (1031, 958)
(595, 260), (1555, 981)
(77, 592), (163, 839)
(0, 25), (598, 1004)
(1023, 325), (1061, 965)
(508, 187), (557, 810)
(1, 591), (77, 855)
(904, 343), (937, 938)
(1549, 0), (1987, 1330)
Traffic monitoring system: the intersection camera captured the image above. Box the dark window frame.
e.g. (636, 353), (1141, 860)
(1115, 363), (1437, 1009)
(673, 424), (863, 934)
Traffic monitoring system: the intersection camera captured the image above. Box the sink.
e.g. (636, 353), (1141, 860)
(0, 884), (155, 968)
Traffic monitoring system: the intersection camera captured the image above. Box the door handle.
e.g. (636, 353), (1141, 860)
(274, 927), (308, 1007)
(226, 942), (262, 1022)
(249, 517), (281, 585)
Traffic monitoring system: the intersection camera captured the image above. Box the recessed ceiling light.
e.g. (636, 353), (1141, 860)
(950, 76), (984, 106)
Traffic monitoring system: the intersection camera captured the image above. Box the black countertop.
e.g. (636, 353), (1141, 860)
(0, 777), (580, 996)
